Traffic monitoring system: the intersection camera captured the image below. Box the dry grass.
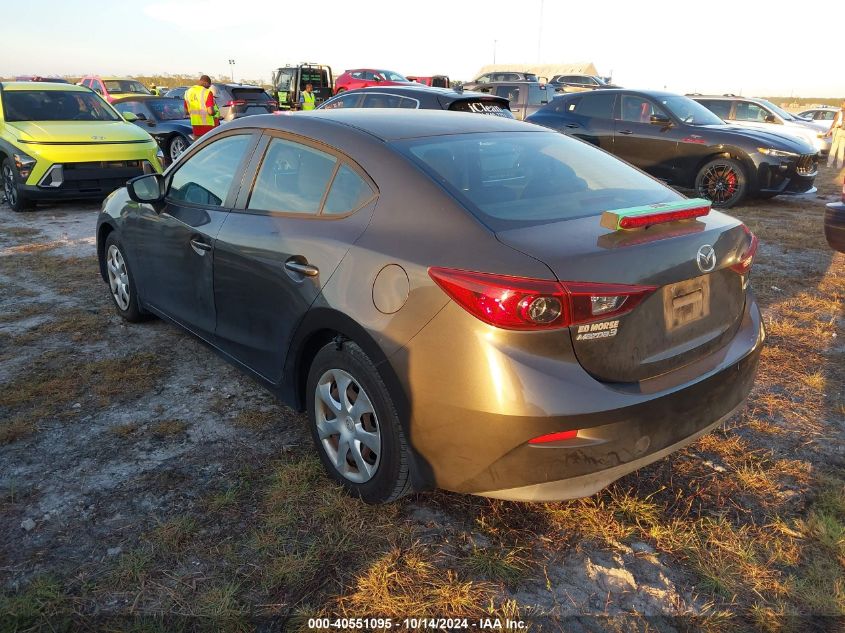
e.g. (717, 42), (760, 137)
(230, 408), (277, 431)
(149, 419), (189, 438)
(0, 415), (37, 445)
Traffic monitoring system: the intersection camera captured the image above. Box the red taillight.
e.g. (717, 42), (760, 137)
(617, 205), (710, 229)
(427, 268), (657, 331)
(224, 99), (247, 107)
(528, 429), (579, 444)
(730, 225), (759, 275)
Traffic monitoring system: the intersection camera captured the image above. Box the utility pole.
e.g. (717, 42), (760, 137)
(493, 39), (497, 64)
(537, 0), (544, 63)
(228, 59), (235, 82)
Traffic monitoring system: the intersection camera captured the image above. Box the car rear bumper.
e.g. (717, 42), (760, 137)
(825, 201), (845, 253)
(394, 292), (764, 499)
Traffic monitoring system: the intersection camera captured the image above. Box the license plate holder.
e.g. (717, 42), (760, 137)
(663, 275), (710, 331)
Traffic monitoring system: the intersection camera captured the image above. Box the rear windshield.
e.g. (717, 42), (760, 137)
(231, 88), (272, 101)
(395, 131), (681, 230)
(104, 80), (150, 95)
(377, 70), (408, 82)
(448, 99), (514, 118)
(2, 90), (120, 122)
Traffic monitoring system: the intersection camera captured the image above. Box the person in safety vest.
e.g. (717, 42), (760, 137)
(300, 83), (316, 111)
(184, 75), (220, 138)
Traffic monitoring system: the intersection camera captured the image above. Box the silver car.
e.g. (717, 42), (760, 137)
(691, 95), (831, 156)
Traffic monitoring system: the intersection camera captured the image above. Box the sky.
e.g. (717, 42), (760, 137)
(2, 0), (843, 97)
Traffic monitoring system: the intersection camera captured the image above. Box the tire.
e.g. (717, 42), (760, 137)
(103, 233), (149, 323)
(1, 158), (35, 212)
(306, 341), (412, 504)
(695, 157), (748, 209)
(335, 87), (346, 94)
(168, 135), (189, 162)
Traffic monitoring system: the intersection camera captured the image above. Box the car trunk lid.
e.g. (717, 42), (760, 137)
(495, 210), (753, 383)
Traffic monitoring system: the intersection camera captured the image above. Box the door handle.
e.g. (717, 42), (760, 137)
(565, 123), (580, 129)
(190, 238), (212, 254)
(285, 261), (319, 277)
(618, 129), (633, 135)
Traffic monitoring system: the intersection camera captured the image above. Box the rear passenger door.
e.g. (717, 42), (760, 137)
(559, 92), (617, 149)
(613, 94), (679, 181)
(212, 134), (378, 382)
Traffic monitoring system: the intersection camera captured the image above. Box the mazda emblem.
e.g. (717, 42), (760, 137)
(696, 244), (716, 273)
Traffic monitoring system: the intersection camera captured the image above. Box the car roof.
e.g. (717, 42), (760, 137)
(213, 83), (264, 89)
(332, 85), (500, 99)
(110, 95), (169, 102)
(230, 108), (541, 141)
(556, 88), (677, 98)
(0, 82), (90, 92)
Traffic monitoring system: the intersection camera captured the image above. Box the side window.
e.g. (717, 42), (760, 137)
(90, 81), (103, 95)
(81, 78), (91, 88)
(351, 71), (363, 79)
(362, 93), (405, 108)
(247, 138), (337, 214)
(361, 71), (377, 81)
(573, 93), (615, 118)
(734, 101), (769, 122)
(698, 99), (731, 120)
(495, 85), (520, 103)
(820, 111), (836, 121)
(322, 93), (363, 109)
(620, 95), (666, 123)
(169, 134), (253, 207)
(324, 165), (375, 215)
(553, 96), (580, 113)
(399, 97), (418, 109)
(476, 75), (490, 83)
(584, 77), (599, 86)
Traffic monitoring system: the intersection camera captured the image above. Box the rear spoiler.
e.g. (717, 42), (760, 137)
(600, 198), (711, 230)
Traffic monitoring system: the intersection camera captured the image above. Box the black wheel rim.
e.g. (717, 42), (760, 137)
(699, 163), (740, 205)
(2, 165), (16, 206)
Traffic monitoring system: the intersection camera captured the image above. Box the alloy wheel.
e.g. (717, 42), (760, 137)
(699, 163), (740, 206)
(2, 164), (17, 207)
(314, 368), (381, 483)
(170, 136), (187, 161)
(106, 244), (131, 311)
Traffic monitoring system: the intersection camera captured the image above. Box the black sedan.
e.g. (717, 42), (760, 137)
(111, 95), (194, 162)
(826, 178), (845, 253)
(527, 89), (819, 208)
(318, 85), (513, 117)
(96, 110), (763, 503)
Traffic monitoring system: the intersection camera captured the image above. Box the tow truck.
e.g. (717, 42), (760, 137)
(272, 63), (333, 111)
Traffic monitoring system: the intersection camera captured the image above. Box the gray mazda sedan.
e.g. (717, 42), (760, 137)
(96, 109), (764, 503)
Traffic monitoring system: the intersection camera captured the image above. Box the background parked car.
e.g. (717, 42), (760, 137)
(334, 69), (413, 94)
(527, 89), (818, 208)
(796, 106), (839, 124)
(407, 75), (450, 88)
(471, 81), (553, 120)
(463, 71), (538, 91)
(272, 63), (333, 110)
(690, 94), (831, 156)
(548, 74), (616, 92)
(111, 95), (194, 163)
(78, 76), (151, 103)
(14, 76), (69, 83)
(319, 85), (512, 117)
(163, 86), (189, 100)
(825, 178), (845, 253)
(210, 83), (278, 121)
(0, 82), (161, 211)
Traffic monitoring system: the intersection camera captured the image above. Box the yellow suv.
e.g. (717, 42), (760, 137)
(0, 82), (163, 212)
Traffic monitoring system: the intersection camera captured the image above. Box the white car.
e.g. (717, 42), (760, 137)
(796, 106), (840, 133)
(691, 95), (831, 156)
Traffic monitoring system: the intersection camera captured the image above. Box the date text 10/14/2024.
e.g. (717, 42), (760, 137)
(307, 618), (528, 630)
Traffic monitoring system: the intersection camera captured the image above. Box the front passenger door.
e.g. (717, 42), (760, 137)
(126, 132), (258, 338)
(613, 94), (678, 181)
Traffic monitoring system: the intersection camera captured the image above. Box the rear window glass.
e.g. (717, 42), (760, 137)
(2, 90), (119, 122)
(231, 88), (271, 101)
(360, 94), (417, 109)
(449, 99), (513, 118)
(395, 132), (680, 230)
(103, 80), (150, 94)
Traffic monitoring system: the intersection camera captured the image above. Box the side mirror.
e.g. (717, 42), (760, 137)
(764, 114), (778, 123)
(650, 113), (672, 125)
(122, 111), (138, 122)
(127, 173), (166, 203)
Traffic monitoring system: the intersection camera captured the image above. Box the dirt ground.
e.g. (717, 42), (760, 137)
(0, 166), (843, 632)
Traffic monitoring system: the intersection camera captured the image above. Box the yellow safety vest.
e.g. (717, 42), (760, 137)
(185, 85), (214, 126)
(302, 91), (316, 110)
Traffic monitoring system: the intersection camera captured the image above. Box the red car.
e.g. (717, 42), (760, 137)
(334, 69), (412, 95)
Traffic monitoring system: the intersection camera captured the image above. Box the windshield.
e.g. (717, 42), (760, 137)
(2, 90), (120, 122)
(275, 70), (294, 91)
(395, 131), (681, 230)
(378, 70), (408, 82)
(103, 80), (151, 95)
(756, 99), (795, 121)
(146, 98), (188, 120)
(659, 95), (724, 126)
